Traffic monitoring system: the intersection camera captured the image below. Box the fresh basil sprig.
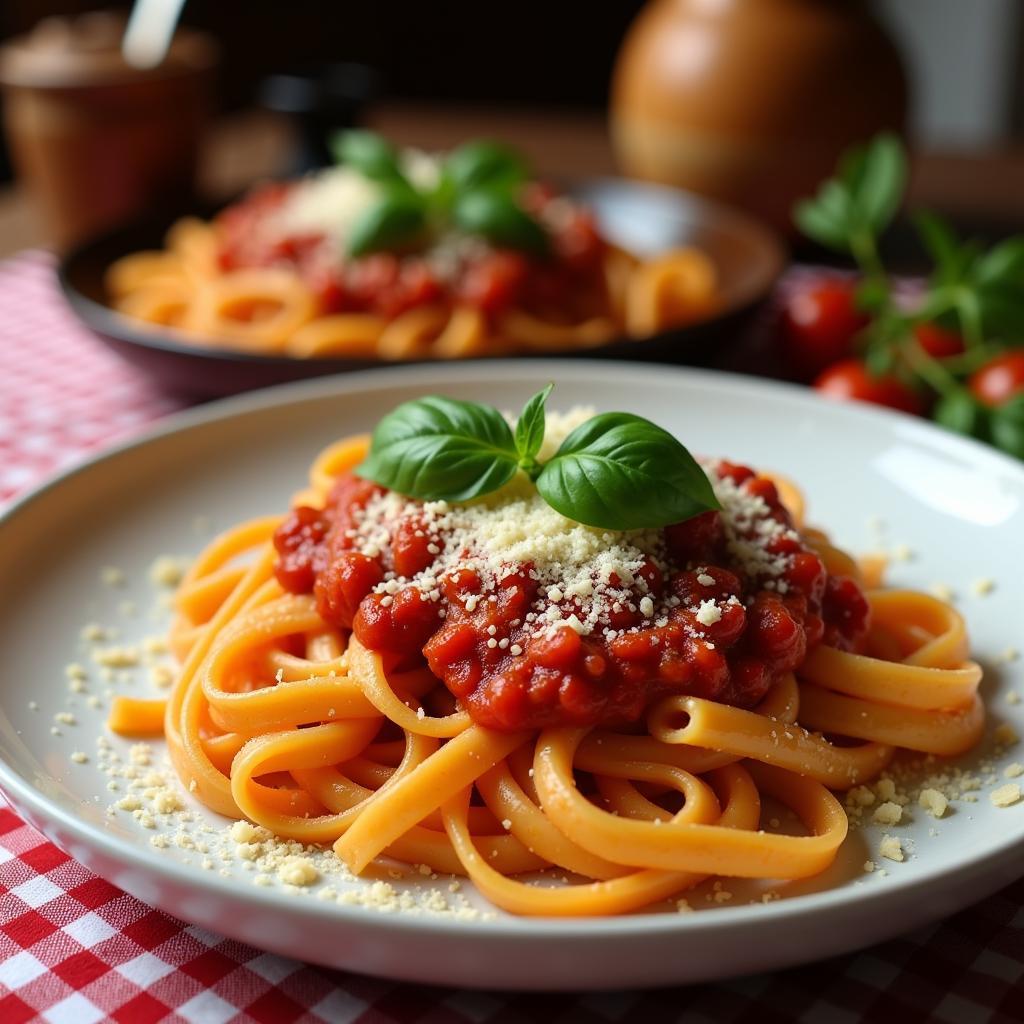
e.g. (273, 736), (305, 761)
(354, 385), (720, 529)
(793, 132), (1024, 461)
(794, 133), (906, 279)
(330, 130), (549, 258)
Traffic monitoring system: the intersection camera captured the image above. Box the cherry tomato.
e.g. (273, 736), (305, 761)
(914, 322), (964, 359)
(779, 279), (869, 381)
(969, 351), (1024, 407)
(814, 359), (925, 416)
(457, 251), (529, 315)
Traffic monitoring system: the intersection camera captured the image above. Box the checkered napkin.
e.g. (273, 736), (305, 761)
(2, 250), (1024, 1022)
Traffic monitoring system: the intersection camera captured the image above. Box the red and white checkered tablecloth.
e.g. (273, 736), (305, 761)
(2, 250), (1024, 1023)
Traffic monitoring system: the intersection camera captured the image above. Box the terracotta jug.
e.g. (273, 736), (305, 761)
(610, 0), (907, 233)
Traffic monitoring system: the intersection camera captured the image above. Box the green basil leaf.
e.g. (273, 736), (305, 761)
(990, 395), (1024, 459)
(514, 384), (553, 472)
(914, 210), (964, 284)
(356, 396), (518, 501)
(793, 196), (850, 251)
(346, 194), (426, 257)
(445, 140), (527, 193)
(331, 130), (411, 188)
(974, 237), (1024, 287)
(817, 180), (854, 225)
(452, 189), (549, 254)
(851, 133), (907, 233)
(536, 413), (720, 530)
(933, 389), (988, 439)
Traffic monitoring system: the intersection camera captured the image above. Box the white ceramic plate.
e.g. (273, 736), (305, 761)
(2, 361), (1023, 991)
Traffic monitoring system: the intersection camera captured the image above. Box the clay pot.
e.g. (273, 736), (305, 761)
(0, 11), (217, 250)
(611, 0), (907, 233)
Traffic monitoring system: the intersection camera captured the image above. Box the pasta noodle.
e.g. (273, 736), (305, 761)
(109, 430), (986, 917)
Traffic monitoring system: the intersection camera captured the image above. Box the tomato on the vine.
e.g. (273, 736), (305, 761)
(779, 279), (869, 381)
(814, 359), (925, 416)
(968, 351), (1024, 408)
(913, 322), (965, 359)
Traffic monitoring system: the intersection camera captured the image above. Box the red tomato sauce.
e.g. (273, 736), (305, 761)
(273, 464), (870, 732)
(214, 180), (606, 321)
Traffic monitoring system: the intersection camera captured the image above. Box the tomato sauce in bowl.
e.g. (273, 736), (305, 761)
(215, 180), (606, 323)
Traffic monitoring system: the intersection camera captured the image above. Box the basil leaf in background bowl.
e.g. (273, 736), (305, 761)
(332, 130), (411, 188)
(356, 395), (519, 502)
(536, 412), (721, 530)
(347, 194), (427, 257)
(444, 140), (528, 193)
(453, 189), (549, 254)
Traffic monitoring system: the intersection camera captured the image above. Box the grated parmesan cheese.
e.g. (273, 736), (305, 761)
(918, 789), (948, 818)
(101, 567), (125, 587)
(344, 414), (798, 646)
(149, 556), (187, 588)
(93, 646), (140, 668)
(990, 783), (1021, 808)
(695, 600), (722, 626)
(879, 836), (904, 862)
(872, 801), (902, 826)
(277, 857), (319, 886)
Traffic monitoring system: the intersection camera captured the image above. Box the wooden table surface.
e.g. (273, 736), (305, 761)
(2, 104), (1024, 257)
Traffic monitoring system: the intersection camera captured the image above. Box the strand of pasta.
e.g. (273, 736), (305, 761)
(347, 637), (471, 738)
(164, 544), (280, 816)
(647, 693), (895, 788)
(441, 765), (760, 917)
(532, 727), (848, 879)
(797, 685), (984, 756)
(333, 726), (530, 873)
(200, 595), (378, 736)
(293, 733), (546, 875)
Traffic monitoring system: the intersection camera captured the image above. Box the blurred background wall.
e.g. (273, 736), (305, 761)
(1, 0), (1022, 184)
(875, 0), (1022, 148)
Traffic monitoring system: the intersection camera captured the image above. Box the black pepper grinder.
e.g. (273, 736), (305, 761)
(259, 62), (381, 175)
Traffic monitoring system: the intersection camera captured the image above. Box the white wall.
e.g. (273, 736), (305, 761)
(873, 0), (1020, 149)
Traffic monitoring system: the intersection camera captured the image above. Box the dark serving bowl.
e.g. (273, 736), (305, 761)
(57, 178), (785, 399)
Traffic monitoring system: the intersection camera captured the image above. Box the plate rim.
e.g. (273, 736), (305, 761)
(1, 358), (1023, 943)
